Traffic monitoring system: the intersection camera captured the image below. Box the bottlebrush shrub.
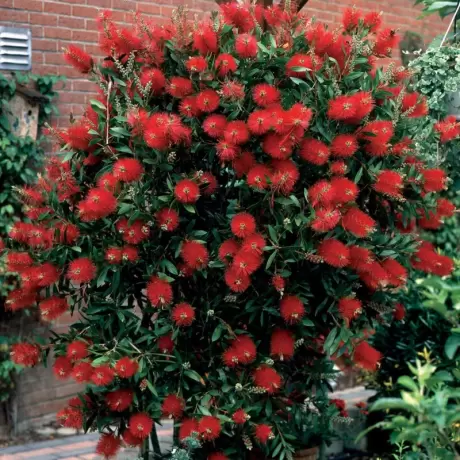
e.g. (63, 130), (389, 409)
(5, 3), (455, 459)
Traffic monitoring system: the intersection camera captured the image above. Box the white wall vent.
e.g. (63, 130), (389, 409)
(0, 27), (32, 71)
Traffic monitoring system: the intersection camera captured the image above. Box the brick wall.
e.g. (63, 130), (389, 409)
(0, 0), (447, 434)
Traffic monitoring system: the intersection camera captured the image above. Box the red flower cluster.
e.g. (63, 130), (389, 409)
(222, 335), (257, 367)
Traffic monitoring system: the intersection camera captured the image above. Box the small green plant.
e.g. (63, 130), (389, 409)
(361, 357), (460, 460)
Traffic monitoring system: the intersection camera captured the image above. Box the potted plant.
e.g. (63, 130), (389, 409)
(5, 2), (455, 459)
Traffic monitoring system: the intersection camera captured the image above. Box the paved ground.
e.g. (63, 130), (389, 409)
(0, 388), (374, 460)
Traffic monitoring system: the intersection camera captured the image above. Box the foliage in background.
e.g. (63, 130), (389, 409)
(5, 3), (455, 459)
(0, 72), (62, 429)
(415, 0), (460, 19)
(362, 358), (460, 460)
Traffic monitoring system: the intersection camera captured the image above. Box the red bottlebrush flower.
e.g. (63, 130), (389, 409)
(253, 365), (282, 394)
(65, 122), (92, 151)
(330, 398), (346, 412)
(215, 53), (238, 77)
(272, 274), (286, 292)
(172, 302), (195, 327)
(193, 24), (218, 55)
(233, 335), (257, 364)
(53, 356), (73, 380)
(105, 248), (121, 265)
(218, 239), (240, 263)
(231, 212), (256, 238)
(39, 296), (68, 322)
(147, 276), (173, 307)
(198, 416), (221, 441)
(338, 297), (362, 324)
(270, 159), (299, 195)
(432, 254), (454, 277)
(331, 177), (359, 204)
(203, 114), (227, 139)
(253, 84), (280, 107)
(175, 179), (200, 204)
(97, 172), (119, 192)
(393, 303), (405, 321)
(270, 329), (295, 360)
(262, 132), (295, 159)
(185, 56), (208, 73)
(144, 124), (169, 150)
(235, 34), (258, 58)
(280, 295), (305, 324)
(179, 96), (201, 118)
(233, 250), (262, 276)
(221, 80), (245, 101)
(232, 409), (249, 425)
(63, 44), (93, 73)
(139, 68), (166, 94)
(198, 172), (218, 196)
(10, 343), (40, 367)
(79, 188), (117, 221)
(122, 429), (143, 447)
(196, 89), (220, 113)
(308, 180), (336, 208)
(116, 218), (149, 244)
(115, 357), (139, 378)
(181, 240), (209, 269)
(156, 208), (180, 232)
(364, 11), (382, 31)
(286, 103), (313, 130)
(360, 120), (394, 156)
(72, 361), (93, 383)
(67, 341), (88, 361)
(374, 28), (400, 57)
(392, 137), (413, 156)
(166, 77), (193, 99)
(113, 158), (144, 182)
(311, 207), (341, 232)
(224, 121), (250, 145)
(6, 251), (33, 273)
(55, 222), (80, 245)
(91, 365), (115, 386)
(19, 185), (44, 205)
(342, 7), (361, 31)
(67, 258), (96, 283)
(342, 208), (376, 238)
(255, 424), (274, 444)
(331, 134), (358, 158)
(351, 91), (375, 121)
(247, 164), (271, 190)
(434, 115), (460, 143)
(437, 198), (456, 217)
(327, 95), (357, 120)
(381, 258), (407, 287)
(178, 262), (195, 278)
(57, 407), (83, 429)
(330, 161), (347, 176)
(349, 245), (374, 272)
(221, 3), (256, 31)
(248, 110), (272, 136)
(402, 93), (428, 118)
(106, 389), (133, 412)
(96, 433), (121, 458)
(241, 233), (266, 255)
(208, 454), (229, 460)
(421, 168), (447, 193)
(286, 53), (322, 77)
(224, 267), (251, 292)
(162, 394), (185, 419)
(359, 262), (390, 290)
(216, 140), (240, 162)
(158, 334), (174, 354)
(33, 263), (59, 287)
(373, 170), (404, 198)
(223, 347), (240, 367)
(354, 341), (382, 371)
(179, 418), (199, 441)
(121, 245), (138, 262)
(317, 239), (350, 268)
(299, 138), (330, 165)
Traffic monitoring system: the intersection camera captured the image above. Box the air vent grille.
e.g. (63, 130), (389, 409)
(0, 27), (31, 71)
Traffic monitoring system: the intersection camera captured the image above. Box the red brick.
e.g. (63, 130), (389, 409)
(72, 80), (98, 92)
(44, 2), (71, 15)
(112, 0), (133, 10)
(137, 3), (161, 15)
(32, 53), (44, 64)
(44, 53), (65, 65)
(0, 8), (28, 22)
(33, 38), (59, 52)
(72, 30), (99, 42)
(2, 0), (13, 7)
(14, 0), (43, 11)
(30, 24), (44, 38)
(90, 0), (111, 6)
(30, 13), (58, 26)
(44, 27), (72, 40)
(72, 5), (99, 18)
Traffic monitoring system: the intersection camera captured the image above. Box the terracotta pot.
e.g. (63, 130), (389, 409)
(293, 446), (319, 460)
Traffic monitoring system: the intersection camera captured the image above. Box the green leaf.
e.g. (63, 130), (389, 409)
(110, 127), (130, 137)
(183, 204), (196, 214)
(369, 398), (415, 412)
(397, 376), (418, 392)
(265, 251), (277, 269)
(445, 334), (460, 359)
(212, 325), (223, 342)
(184, 369), (205, 385)
(90, 99), (106, 111)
